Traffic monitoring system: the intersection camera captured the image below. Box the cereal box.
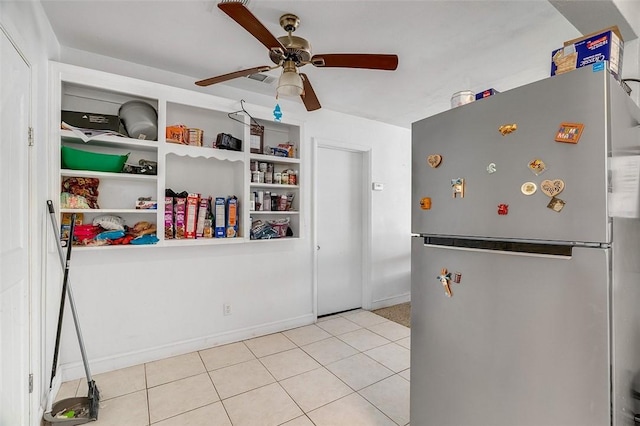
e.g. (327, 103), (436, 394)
(174, 197), (186, 239)
(226, 196), (238, 238)
(164, 197), (174, 239)
(214, 197), (226, 238)
(551, 26), (623, 80)
(196, 197), (210, 237)
(185, 193), (200, 239)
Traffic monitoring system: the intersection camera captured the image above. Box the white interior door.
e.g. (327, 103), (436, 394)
(0, 27), (31, 425)
(316, 145), (364, 316)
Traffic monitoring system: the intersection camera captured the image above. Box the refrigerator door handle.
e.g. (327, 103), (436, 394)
(422, 243), (573, 260)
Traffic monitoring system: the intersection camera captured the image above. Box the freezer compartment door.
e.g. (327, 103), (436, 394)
(411, 238), (610, 426)
(412, 65), (616, 243)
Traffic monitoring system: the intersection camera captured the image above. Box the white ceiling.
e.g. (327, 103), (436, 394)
(39, 0), (616, 128)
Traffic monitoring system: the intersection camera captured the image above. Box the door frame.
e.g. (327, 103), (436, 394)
(311, 137), (372, 318)
(0, 21), (34, 426)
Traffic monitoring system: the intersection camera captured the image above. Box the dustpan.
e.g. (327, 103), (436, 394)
(43, 396), (96, 425)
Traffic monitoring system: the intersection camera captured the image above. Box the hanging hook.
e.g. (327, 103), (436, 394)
(228, 99), (261, 128)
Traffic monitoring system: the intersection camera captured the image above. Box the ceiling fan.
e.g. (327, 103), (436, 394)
(195, 1), (399, 112)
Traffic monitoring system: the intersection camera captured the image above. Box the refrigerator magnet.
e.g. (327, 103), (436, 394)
(555, 122), (584, 144)
(420, 197), (432, 210)
(486, 163), (497, 174)
(427, 154), (442, 168)
(451, 178), (465, 198)
(498, 123), (517, 135)
(453, 272), (462, 283)
(540, 179), (565, 198)
(547, 197), (566, 212)
(527, 158), (547, 176)
(438, 268), (453, 297)
(497, 204), (509, 215)
(521, 182), (537, 195)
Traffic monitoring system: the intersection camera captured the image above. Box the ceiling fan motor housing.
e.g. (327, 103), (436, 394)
(270, 35), (312, 65)
(268, 14), (312, 66)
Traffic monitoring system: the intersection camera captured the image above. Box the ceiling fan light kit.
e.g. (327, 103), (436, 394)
(277, 60), (304, 97)
(195, 2), (399, 111)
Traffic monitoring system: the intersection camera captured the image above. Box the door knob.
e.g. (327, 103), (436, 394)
(317, 245), (320, 250)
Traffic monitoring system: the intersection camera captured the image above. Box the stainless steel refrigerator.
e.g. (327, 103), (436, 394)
(411, 64), (640, 426)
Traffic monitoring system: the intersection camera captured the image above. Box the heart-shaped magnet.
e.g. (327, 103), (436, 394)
(540, 179), (565, 198)
(427, 154), (442, 168)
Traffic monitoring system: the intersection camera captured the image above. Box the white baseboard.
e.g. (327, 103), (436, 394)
(60, 313), (316, 381)
(370, 292), (411, 311)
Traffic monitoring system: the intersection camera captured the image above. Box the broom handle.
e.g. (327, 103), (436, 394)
(47, 201), (93, 383)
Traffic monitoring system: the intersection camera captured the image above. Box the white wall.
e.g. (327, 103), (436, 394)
(54, 49), (411, 380)
(0, 0), (60, 420)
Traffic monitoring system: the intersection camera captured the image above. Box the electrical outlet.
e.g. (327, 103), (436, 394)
(223, 303), (232, 316)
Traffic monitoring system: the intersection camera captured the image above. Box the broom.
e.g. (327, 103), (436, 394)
(44, 201), (99, 423)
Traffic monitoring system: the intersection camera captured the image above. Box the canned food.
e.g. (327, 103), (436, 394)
(281, 172), (289, 184)
(252, 170), (260, 183)
(274, 172), (282, 184)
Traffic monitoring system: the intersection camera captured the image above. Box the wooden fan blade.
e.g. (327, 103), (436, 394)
(218, 2), (285, 54)
(196, 66), (272, 86)
(300, 73), (321, 111)
(311, 54), (398, 70)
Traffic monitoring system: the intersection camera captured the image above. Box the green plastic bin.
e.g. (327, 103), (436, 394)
(61, 146), (129, 173)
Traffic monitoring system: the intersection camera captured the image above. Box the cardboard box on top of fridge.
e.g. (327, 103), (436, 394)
(551, 26), (623, 80)
(475, 88), (499, 101)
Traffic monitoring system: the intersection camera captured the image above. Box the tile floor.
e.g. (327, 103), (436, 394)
(56, 309), (411, 426)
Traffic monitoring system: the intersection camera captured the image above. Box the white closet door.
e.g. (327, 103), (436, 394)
(316, 146), (363, 316)
(0, 26), (32, 426)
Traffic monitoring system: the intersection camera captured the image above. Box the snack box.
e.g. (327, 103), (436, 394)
(60, 213), (83, 247)
(174, 197), (186, 239)
(214, 197), (226, 238)
(188, 128), (203, 147)
(164, 197), (174, 239)
(166, 124), (189, 144)
(136, 199), (157, 209)
(226, 196), (238, 238)
(185, 193), (200, 239)
(475, 88), (499, 101)
(551, 26), (623, 80)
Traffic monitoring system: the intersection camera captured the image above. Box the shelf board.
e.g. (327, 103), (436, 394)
(250, 153), (300, 164)
(61, 130), (158, 152)
(249, 237), (299, 242)
(249, 183), (299, 190)
(61, 169), (158, 181)
(162, 237), (246, 246)
(250, 211), (299, 215)
(71, 243), (159, 251)
(60, 208), (157, 214)
(165, 144), (244, 162)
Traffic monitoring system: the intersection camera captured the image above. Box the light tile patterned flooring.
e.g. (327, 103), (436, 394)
(56, 309), (411, 426)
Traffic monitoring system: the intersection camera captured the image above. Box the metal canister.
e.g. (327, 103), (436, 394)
(450, 90), (475, 108)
